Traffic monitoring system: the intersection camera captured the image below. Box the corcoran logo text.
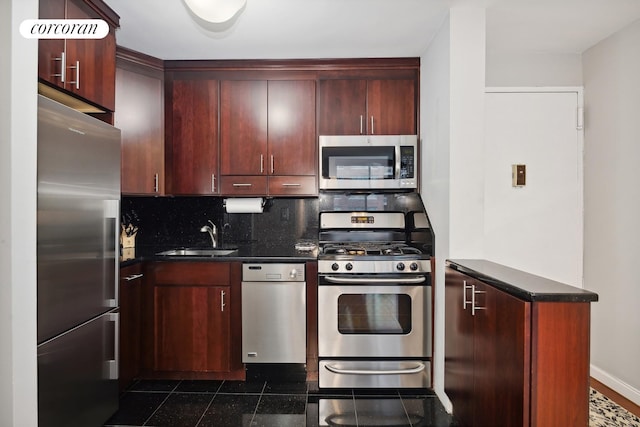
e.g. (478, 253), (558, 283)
(20, 19), (109, 39)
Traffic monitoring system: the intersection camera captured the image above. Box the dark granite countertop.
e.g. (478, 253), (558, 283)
(447, 259), (598, 303)
(120, 242), (318, 266)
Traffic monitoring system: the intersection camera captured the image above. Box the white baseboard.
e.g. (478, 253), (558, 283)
(591, 364), (640, 405)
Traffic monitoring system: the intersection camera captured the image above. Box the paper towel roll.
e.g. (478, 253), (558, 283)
(224, 198), (264, 214)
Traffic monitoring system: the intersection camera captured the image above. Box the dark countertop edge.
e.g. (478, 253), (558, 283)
(121, 254), (318, 266)
(447, 259), (598, 303)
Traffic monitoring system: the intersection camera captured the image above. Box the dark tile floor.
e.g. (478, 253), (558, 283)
(104, 379), (457, 427)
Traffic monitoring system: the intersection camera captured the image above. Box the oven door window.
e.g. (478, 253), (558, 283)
(322, 146), (395, 180)
(337, 293), (412, 334)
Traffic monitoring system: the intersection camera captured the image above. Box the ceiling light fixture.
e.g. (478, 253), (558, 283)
(184, 0), (247, 24)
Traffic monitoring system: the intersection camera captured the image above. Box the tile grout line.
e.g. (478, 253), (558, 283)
(397, 390), (415, 426)
(351, 389), (359, 427)
(248, 381), (267, 426)
(194, 380), (224, 427)
(141, 380), (182, 426)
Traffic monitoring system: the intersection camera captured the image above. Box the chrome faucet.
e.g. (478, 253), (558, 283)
(200, 220), (217, 248)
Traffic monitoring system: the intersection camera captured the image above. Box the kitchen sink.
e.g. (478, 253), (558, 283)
(155, 248), (238, 257)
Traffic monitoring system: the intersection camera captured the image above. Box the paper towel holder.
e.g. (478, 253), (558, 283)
(223, 197), (269, 213)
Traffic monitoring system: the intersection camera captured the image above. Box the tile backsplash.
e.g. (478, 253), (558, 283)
(121, 196), (319, 250)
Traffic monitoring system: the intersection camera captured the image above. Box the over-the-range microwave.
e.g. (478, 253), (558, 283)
(319, 135), (418, 190)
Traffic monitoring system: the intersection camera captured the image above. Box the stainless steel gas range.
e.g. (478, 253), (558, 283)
(317, 192), (434, 389)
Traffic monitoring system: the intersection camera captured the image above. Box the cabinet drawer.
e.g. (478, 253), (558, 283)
(154, 262), (230, 286)
(268, 176), (317, 196)
(220, 176), (268, 196)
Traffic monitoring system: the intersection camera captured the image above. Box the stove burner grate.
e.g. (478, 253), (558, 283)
(321, 243), (422, 256)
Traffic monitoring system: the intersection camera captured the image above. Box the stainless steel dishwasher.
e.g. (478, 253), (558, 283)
(242, 263), (306, 364)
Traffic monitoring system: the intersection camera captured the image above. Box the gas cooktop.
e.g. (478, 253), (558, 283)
(320, 242), (423, 257)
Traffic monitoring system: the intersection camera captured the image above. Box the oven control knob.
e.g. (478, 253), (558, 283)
(396, 262), (406, 271)
(410, 262), (419, 271)
(345, 263), (353, 271)
(331, 263), (339, 271)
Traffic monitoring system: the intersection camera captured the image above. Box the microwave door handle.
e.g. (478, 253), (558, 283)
(395, 144), (401, 179)
(323, 276), (426, 284)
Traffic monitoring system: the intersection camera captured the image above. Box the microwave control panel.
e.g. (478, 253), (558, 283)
(400, 146), (415, 179)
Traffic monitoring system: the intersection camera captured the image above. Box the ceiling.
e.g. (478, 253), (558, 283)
(103, 0), (640, 61)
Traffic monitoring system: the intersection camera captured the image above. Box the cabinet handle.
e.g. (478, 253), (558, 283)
(68, 60), (80, 89)
(360, 115), (364, 134)
(270, 155), (274, 174)
(124, 273), (143, 281)
(463, 280), (472, 310)
(281, 183), (301, 187)
(211, 174), (216, 192)
(471, 286), (486, 316)
(153, 173), (159, 193)
(220, 290), (226, 312)
(371, 116), (375, 135)
(232, 183), (252, 187)
(52, 52), (66, 83)
(260, 154), (264, 174)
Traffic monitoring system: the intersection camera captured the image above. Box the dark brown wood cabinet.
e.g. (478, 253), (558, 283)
(159, 59), (419, 197)
(150, 262), (242, 376)
(445, 264), (592, 427)
(445, 267), (529, 426)
(220, 80), (268, 177)
(119, 263), (144, 392)
(116, 48), (165, 195)
(155, 284), (229, 372)
(166, 78), (219, 195)
(267, 80), (316, 177)
(38, 0), (119, 112)
(318, 78), (416, 135)
(220, 79), (317, 196)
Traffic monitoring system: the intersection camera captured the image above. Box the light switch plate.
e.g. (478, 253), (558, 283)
(512, 164), (526, 187)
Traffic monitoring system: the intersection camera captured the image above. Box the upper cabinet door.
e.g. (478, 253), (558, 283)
(38, 0), (66, 88)
(38, 0), (117, 112)
(169, 79), (219, 195)
(318, 78), (417, 135)
(367, 79), (416, 135)
(318, 79), (367, 135)
(220, 80), (268, 175)
(267, 80), (316, 176)
(116, 65), (164, 195)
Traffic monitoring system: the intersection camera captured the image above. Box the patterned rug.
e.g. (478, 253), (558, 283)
(590, 388), (640, 426)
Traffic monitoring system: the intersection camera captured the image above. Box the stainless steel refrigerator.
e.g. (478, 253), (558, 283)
(37, 95), (120, 427)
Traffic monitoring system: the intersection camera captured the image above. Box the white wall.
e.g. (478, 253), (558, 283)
(0, 0), (39, 425)
(420, 10), (451, 410)
(486, 51), (583, 87)
(483, 90), (584, 287)
(448, 7), (486, 260)
(420, 5), (486, 411)
(582, 19), (640, 404)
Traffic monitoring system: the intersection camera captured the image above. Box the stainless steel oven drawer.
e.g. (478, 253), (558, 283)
(319, 360), (431, 389)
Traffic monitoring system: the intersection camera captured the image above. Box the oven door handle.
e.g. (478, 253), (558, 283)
(323, 275), (426, 284)
(324, 363), (426, 375)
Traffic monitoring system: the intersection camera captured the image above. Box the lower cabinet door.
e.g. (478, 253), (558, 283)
(154, 285), (230, 372)
(473, 282), (530, 427)
(445, 267), (531, 427)
(119, 265), (143, 391)
(444, 268), (475, 425)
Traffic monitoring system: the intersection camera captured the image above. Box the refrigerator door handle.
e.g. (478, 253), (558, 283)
(104, 312), (119, 380)
(104, 200), (119, 308)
